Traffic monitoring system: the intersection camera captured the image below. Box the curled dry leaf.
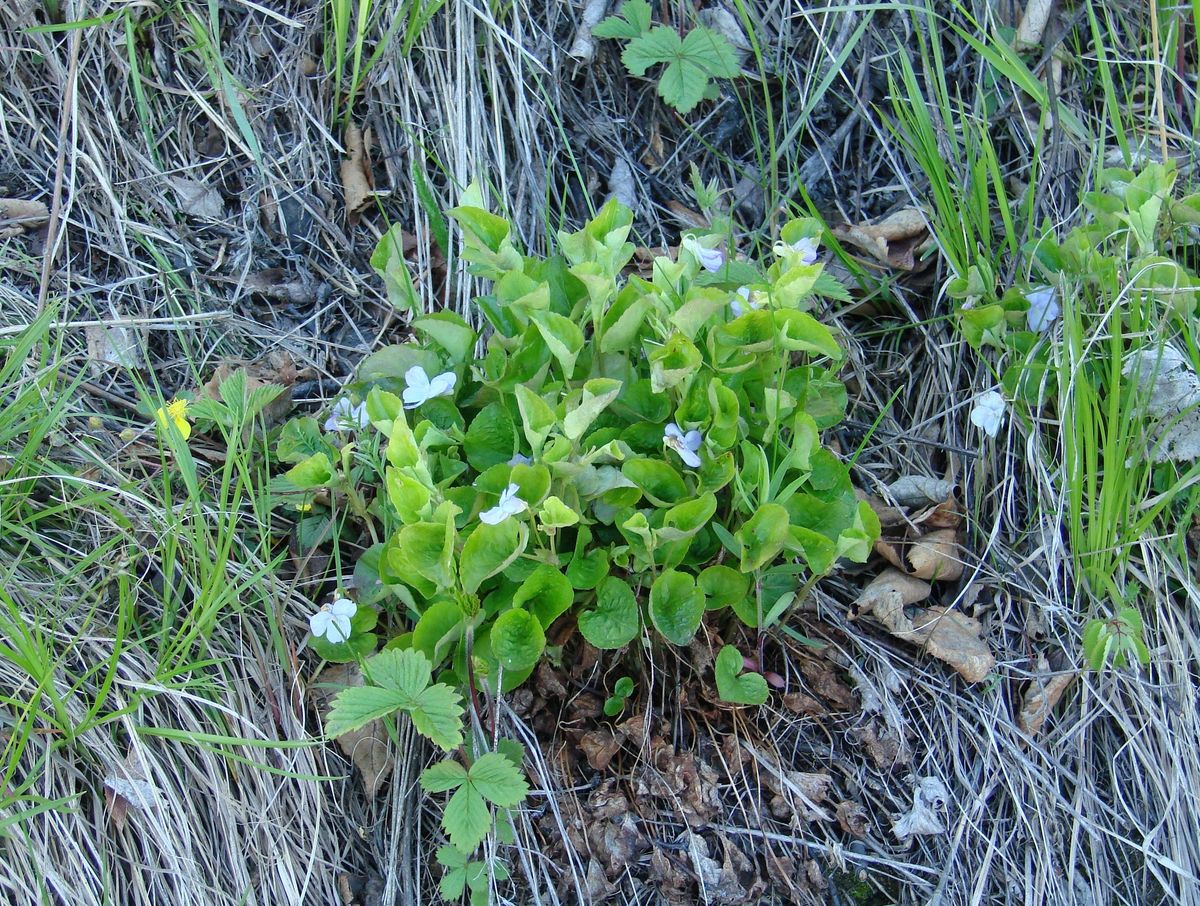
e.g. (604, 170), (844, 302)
(1018, 670), (1076, 736)
(1014, 0), (1053, 49)
(892, 775), (951, 842)
(608, 157), (639, 216)
(887, 475), (954, 508)
(566, 0), (610, 62)
(310, 663), (393, 800)
(853, 569), (995, 682)
(104, 747), (159, 831)
(833, 207), (930, 270)
(0, 198), (49, 237)
(341, 123), (375, 222)
(906, 528), (963, 581)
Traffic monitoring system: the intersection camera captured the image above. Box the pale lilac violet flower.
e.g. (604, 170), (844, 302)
(969, 391), (1006, 438)
(310, 597), (356, 643)
(664, 422), (703, 468)
(508, 453), (532, 466)
(773, 235), (820, 266)
(1026, 285), (1060, 333)
(324, 398), (369, 432)
(731, 286), (766, 318)
(480, 483), (528, 524)
(402, 365), (456, 409)
(681, 235), (725, 273)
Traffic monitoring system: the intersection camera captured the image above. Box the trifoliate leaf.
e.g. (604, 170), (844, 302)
(364, 647), (432, 700)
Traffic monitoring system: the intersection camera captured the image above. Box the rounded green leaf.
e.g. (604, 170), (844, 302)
(698, 564), (749, 612)
(513, 564), (575, 629)
(622, 458), (687, 505)
(648, 570), (705, 645)
(537, 495), (580, 531)
(578, 576), (639, 649)
(715, 645), (769, 705)
(460, 520), (527, 595)
(736, 503), (790, 572)
(413, 600), (466, 665)
(490, 609), (546, 673)
(464, 402), (516, 472)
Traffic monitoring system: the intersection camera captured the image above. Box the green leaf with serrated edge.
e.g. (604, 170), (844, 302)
(698, 564), (749, 612)
(490, 609), (545, 673)
(680, 26), (741, 76)
(469, 752), (530, 807)
(284, 452), (333, 489)
(715, 645), (769, 705)
(578, 576), (639, 649)
(622, 26), (681, 74)
(325, 686), (406, 737)
(513, 383), (556, 452)
(412, 311), (476, 364)
(648, 569), (705, 645)
(363, 647), (431, 698)
(460, 520), (527, 595)
(440, 867), (467, 901)
(513, 564), (574, 628)
(464, 402), (516, 472)
(443, 784), (490, 852)
(420, 759), (468, 793)
(737, 503), (790, 572)
(564, 378), (622, 440)
(410, 683), (466, 751)
(412, 599), (466, 665)
(592, 0), (650, 38)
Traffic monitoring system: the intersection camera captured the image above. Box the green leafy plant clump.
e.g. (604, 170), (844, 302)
(278, 184), (879, 894)
(592, 0), (741, 114)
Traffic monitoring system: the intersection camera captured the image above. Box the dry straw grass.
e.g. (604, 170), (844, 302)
(1, 0), (1198, 904)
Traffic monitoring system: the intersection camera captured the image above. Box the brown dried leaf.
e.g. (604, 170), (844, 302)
(244, 268), (317, 306)
(0, 198), (49, 237)
(887, 475), (954, 508)
(856, 489), (906, 527)
(836, 800), (870, 837)
(311, 664), (393, 800)
(169, 177), (224, 220)
(579, 728), (625, 771)
(854, 569), (994, 681)
(1018, 670), (1076, 736)
(834, 207), (930, 270)
(906, 528), (963, 581)
(340, 123), (375, 221)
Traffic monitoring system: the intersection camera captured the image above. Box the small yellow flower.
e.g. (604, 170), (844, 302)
(156, 398), (191, 440)
(294, 501), (314, 513)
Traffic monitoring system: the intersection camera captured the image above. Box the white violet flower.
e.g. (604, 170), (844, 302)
(480, 483), (528, 525)
(402, 365), (457, 409)
(663, 422), (703, 468)
(969, 391), (1006, 438)
(310, 597), (356, 644)
(508, 453), (532, 466)
(324, 397), (369, 432)
(731, 286), (766, 318)
(773, 235), (820, 266)
(681, 235), (725, 273)
(1025, 285), (1060, 333)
